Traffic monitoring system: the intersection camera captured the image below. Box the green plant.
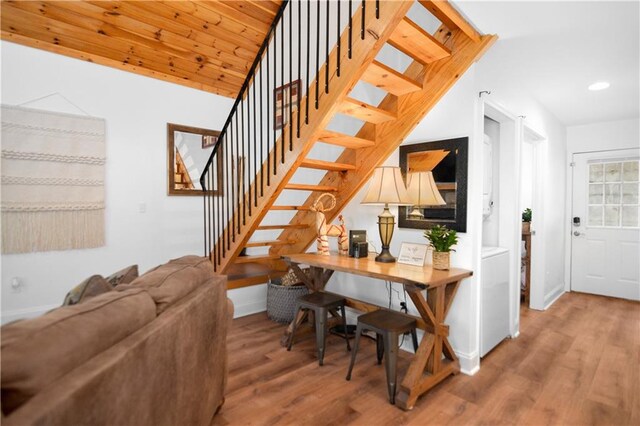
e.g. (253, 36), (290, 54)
(423, 225), (458, 253)
(522, 208), (532, 223)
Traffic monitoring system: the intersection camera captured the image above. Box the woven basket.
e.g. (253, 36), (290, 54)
(266, 282), (309, 323)
(432, 251), (450, 270)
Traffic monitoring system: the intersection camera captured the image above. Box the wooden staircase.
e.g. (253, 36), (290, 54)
(203, 0), (496, 287)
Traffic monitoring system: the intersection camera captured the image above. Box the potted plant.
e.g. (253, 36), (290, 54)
(522, 208), (532, 233)
(423, 225), (458, 270)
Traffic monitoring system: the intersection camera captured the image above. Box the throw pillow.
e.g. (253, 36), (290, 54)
(62, 275), (111, 306)
(105, 264), (139, 288)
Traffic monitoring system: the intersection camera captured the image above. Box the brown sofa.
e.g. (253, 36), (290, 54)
(1, 256), (232, 426)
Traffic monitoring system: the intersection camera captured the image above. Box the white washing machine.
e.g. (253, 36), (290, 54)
(480, 246), (510, 357)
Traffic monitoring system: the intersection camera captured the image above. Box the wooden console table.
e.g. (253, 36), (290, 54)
(281, 253), (473, 410)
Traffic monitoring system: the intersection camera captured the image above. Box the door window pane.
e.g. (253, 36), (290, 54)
(604, 206), (620, 227)
(623, 161), (639, 182)
(605, 163), (621, 182)
(588, 206), (603, 226)
(622, 206), (639, 227)
(589, 184), (603, 204)
(589, 163), (604, 182)
(605, 184), (621, 204)
(622, 183), (639, 204)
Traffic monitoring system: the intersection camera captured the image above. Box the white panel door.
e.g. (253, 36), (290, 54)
(571, 149), (640, 300)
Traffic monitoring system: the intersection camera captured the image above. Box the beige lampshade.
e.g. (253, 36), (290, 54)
(406, 171), (446, 206)
(362, 167), (412, 205)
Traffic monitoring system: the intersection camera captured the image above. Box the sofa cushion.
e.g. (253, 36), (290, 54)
(129, 256), (214, 314)
(1, 288), (156, 415)
(105, 264), (138, 287)
(62, 275), (112, 306)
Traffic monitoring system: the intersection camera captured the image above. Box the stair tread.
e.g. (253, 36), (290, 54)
(285, 183), (338, 192)
(245, 239), (295, 247)
(317, 130), (375, 149)
(418, 0), (481, 43)
(300, 158), (356, 172)
(388, 17), (451, 64)
(361, 60), (422, 96)
(337, 97), (396, 124)
(257, 224), (310, 230)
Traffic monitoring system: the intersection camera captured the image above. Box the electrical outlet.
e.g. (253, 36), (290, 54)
(10, 277), (23, 293)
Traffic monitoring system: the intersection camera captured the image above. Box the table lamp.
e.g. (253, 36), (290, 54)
(361, 167), (412, 263)
(406, 171), (446, 219)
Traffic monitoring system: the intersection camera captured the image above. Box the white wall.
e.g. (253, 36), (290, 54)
(567, 118), (639, 154)
(0, 41), (266, 323)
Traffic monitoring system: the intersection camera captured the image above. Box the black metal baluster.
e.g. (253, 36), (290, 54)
(361, 0), (366, 40)
(376, 0), (379, 19)
(305, 0), (310, 124)
(349, 0), (353, 58)
(246, 91), (252, 217)
(253, 77), (258, 207)
(259, 62), (265, 195)
(280, 14), (285, 164)
(315, 0), (320, 109)
(337, 0), (341, 77)
(266, 43), (272, 181)
(230, 122), (235, 243)
(273, 27), (278, 175)
(325, 0), (329, 93)
(240, 99), (246, 225)
(227, 135), (232, 248)
(211, 169), (217, 269)
(221, 140), (226, 257)
(234, 114), (240, 234)
(297, 0), (301, 137)
(289, 0), (293, 151)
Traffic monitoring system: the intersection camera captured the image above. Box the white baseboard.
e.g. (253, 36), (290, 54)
(232, 300), (266, 318)
(544, 286), (565, 310)
(1, 303), (58, 325)
(455, 349), (480, 375)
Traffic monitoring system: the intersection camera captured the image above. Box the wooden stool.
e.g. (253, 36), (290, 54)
(346, 310), (419, 404)
(287, 292), (351, 366)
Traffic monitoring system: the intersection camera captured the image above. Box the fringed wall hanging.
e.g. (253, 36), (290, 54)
(1, 105), (106, 254)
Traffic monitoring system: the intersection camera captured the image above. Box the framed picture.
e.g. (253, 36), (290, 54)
(274, 79), (301, 130)
(202, 134), (218, 149)
(397, 243), (429, 266)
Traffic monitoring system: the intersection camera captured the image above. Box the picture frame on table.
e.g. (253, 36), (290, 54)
(397, 242), (429, 266)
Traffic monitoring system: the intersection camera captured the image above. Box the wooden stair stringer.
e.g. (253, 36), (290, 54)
(215, 0), (415, 274)
(271, 29), (497, 257)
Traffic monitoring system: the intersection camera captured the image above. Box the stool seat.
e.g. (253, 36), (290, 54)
(346, 309), (419, 405)
(297, 292), (346, 310)
(287, 291), (351, 366)
(357, 310), (417, 333)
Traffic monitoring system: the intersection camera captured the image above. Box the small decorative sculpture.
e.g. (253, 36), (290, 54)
(311, 193), (348, 256)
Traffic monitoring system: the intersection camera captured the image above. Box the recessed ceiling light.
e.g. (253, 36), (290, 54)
(588, 81), (610, 91)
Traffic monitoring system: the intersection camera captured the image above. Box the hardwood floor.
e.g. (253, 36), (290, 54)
(214, 292), (639, 425)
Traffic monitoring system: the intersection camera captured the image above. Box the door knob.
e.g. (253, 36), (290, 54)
(573, 231), (581, 236)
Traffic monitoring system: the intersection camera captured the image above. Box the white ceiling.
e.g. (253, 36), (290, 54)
(455, 0), (640, 126)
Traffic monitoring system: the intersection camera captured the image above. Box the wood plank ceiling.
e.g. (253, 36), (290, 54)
(0, 1), (283, 98)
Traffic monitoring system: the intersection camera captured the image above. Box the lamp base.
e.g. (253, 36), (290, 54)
(375, 248), (396, 263)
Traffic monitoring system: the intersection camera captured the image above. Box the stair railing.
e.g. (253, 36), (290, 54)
(200, 0), (379, 272)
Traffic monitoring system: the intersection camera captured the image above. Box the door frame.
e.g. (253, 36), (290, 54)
(477, 98), (549, 342)
(565, 148), (640, 295)
(521, 124), (547, 310)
